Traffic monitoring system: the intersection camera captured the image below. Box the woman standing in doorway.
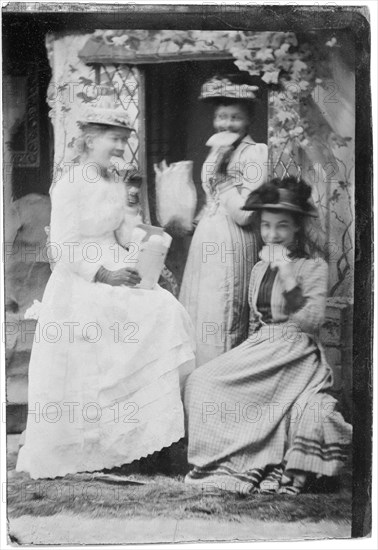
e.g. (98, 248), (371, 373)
(179, 74), (268, 366)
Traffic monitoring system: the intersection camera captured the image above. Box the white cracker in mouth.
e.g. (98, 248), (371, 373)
(206, 131), (240, 148)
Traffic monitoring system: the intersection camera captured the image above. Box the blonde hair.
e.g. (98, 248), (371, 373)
(74, 124), (111, 156)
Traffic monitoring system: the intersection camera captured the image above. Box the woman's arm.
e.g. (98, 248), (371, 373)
(218, 187), (255, 226)
(215, 142), (268, 226)
(51, 175), (139, 283)
(282, 258), (328, 336)
(50, 177), (104, 282)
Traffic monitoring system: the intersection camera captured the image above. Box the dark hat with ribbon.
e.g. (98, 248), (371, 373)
(243, 184), (318, 218)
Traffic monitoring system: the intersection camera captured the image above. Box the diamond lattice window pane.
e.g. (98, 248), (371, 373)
(98, 65), (141, 171)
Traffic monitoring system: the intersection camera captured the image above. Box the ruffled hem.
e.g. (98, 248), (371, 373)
(16, 346), (195, 480)
(16, 429), (185, 481)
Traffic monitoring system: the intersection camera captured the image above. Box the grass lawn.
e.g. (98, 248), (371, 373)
(7, 436), (352, 524)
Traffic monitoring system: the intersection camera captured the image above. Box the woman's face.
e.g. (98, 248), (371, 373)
(260, 210), (299, 248)
(85, 126), (131, 169)
(213, 104), (250, 137)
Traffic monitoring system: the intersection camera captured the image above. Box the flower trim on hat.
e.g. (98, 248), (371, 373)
(200, 77), (259, 100)
(78, 107), (134, 130)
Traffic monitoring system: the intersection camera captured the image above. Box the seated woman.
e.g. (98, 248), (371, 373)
(16, 106), (195, 480)
(184, 176), (352, 495)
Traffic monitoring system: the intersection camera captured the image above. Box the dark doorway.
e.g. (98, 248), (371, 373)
(145, 59), (268, 220)
(144, 59), (268, 285)
(2, 19), (53, 199)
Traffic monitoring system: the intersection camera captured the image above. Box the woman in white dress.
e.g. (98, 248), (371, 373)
(16, 106), (195, 480)
(179, 74), (268, 366)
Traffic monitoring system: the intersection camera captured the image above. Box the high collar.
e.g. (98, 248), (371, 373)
(240, 134), (256, 145)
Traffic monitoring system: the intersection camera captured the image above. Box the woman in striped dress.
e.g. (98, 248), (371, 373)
(179, 75), (268, 366)
(184, 177), (352, 495)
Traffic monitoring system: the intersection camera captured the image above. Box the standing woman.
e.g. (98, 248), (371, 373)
(16, 106), (195, 480)
(184, 177), (352, 494)
(179, 74), (268, 366)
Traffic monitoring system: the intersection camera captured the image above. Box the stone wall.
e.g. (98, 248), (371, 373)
(321, 298), (353, 423)
(5, 194), (51, 433)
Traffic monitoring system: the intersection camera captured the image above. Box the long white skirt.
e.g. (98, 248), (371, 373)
(16, 262), (195, 479)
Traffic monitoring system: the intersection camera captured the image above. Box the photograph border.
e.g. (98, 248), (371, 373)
(1, 1), (374, 543)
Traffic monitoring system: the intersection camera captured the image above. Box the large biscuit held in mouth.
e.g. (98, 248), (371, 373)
(206, 131), (240, 148)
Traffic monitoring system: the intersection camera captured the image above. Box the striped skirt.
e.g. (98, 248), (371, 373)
(184, 323), (352, 494)
(179, 207), (259, 366)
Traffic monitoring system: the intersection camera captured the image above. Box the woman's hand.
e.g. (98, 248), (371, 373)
(95, 266), (141, 287)
(127, 187), (140, 207)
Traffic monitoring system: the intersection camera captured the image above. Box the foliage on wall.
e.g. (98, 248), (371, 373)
(48, 29), (355, 298)
(228, 30), (354, 298)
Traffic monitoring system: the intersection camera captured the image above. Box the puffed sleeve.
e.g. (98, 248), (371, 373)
(287, 258), (328, 336)
(115, 205), (143, 247)
(238, 142), (268, 198)
(50, 174), (104, 282)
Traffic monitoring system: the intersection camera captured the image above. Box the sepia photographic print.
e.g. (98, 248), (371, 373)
(1, 1), (374, 547)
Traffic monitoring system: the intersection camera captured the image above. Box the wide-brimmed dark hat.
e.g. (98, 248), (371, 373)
(243, 187), (318, 218)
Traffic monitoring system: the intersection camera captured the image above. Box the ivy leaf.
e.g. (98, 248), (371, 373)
(285, 32), (298, 47)
(270, 136), (286, 147)
(261, 70), (280, 85)
(76, 92), (93, 104)
(277, 111), (293, 123)
(292, 59), (308, 73)
(79, 76), (94, 86)
(274, 43), (290, 59)
(290, 126), (304, 137)
(172, 35), (195, 48)
(57, 83), (68, 93)
(234, 59), (254, 72)
(255, 48), (274, 62)
(299, 138), (310, 148)
(326, 37), (338, 48)
(298, 80), (310, 91)
(338, 180), (349, 190)
(330, 189), (341, 203)
(330, 134), (353, 147)
(111, 35), (129, 47)
(69, 64), (78, 73)
(67, 137), (76, 148)
(127, 37), (141, 50)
